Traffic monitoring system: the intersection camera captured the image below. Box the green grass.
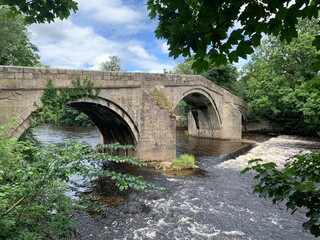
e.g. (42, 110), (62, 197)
(169, 154), (196, 170)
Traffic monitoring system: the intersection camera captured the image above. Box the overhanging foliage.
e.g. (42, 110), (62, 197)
(147, 0), (320, 72)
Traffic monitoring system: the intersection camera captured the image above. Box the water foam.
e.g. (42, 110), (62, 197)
(217, 135), (317, 170)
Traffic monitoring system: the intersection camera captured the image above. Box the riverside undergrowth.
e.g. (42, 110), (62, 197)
(0, 79), (162, 239)
(0, 120), (160, 239)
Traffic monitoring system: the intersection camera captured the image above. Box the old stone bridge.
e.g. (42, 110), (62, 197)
(0, 66), (247, 164)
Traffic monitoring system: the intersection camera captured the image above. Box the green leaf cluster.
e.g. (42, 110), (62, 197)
(35, 78), (100, 126)
(172, 56), (241, 96)
(241, 19), (320, 136)
(100, 55), (123, 72)
(0, 121), (77, 239)
(147, 0), (320, 72)
(0, 8), (40, 66)
(0, 0), (78, 24)
(0, 122), (157, 239)
(241, 152), (320, 237)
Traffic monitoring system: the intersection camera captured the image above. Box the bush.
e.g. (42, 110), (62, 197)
(0, 121), (157, 239)
(169, 154), (196, 170)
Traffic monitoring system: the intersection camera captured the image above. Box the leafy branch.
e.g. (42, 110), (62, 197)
(241, 152), (320, 237)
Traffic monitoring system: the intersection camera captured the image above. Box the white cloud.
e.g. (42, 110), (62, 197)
(77, 0), (143, 24)
(29, 20), (123, 69)
(91, 54), (113, 70)
(27, 0), (178, 73)
(128, 45), (156, 60)
(75, 0), (154, 35)
(29, 19), (176, 72)
(161, 42), (170, 54)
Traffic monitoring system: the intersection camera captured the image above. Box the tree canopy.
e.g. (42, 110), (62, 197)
(147, 0), (320, 72)
(100, 55), (123, 71)
(241, 18), (320, 136)
(0, 0), (78, 24)
(173, 56), (240, 95)
(0, 8), (40, 66)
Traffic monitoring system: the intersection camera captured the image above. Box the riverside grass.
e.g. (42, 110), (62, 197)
(169, 154), (196, 170)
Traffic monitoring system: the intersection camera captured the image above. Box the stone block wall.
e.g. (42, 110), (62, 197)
(136, 91), (176, 163)
(0, 66), (247, 163)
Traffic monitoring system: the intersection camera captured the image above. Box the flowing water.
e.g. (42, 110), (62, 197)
(32, 125), (320, 240)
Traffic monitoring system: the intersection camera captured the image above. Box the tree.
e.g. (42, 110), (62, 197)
(172, 57), (195, 75)
(100, 55), (123, 71)
(241, 19), (320, 136)
(0, 8), (40, 66)
(147, 0), (320, 72)
(173, 56), (240, 95)
(240, 19), (320, 237)
(0, 0), (78, 24)
(202, 62), (239, 95)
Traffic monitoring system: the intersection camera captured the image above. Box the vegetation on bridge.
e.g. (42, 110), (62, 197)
(151, 89), (175, 120)
(35, 78), (99, 127)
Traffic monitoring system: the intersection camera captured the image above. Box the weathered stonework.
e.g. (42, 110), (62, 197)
(0, 66), (247, 163)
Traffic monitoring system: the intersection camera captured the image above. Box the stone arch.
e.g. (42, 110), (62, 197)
(236, 106), (248, 132)
(9, 97), (139, 146)
(68, 97), (139, 146)
(174, 88), (222, 131)
(9, 115), (34, 139)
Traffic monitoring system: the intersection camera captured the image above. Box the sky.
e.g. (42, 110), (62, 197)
(28, 0), (247, 73)
(28, 0), (179, 73)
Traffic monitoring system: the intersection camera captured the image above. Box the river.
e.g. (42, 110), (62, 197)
(32, 125), (320, 240)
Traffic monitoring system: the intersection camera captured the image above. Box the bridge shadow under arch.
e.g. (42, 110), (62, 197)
(68, 97), (139, 147)
(174, 89), (221, 138)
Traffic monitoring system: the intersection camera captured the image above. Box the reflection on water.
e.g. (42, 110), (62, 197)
(177, 129), (251, 157)
(32, 125), (100, 146)
(32, 125), (251, 159)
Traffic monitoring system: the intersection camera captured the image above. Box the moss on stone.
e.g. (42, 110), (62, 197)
(151, 89), (175, 120)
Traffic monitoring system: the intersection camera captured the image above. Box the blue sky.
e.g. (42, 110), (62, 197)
(28, 0), (180, 73)
(28, 0), (247, 73)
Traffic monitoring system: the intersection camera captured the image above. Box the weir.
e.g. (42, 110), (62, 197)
(0, 65), (247, 163)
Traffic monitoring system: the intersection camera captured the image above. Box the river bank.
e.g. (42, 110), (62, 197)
(72, 134), (319, 240)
